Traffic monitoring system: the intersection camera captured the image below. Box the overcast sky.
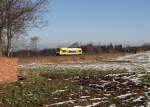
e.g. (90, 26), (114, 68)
(29, 0), (150, 48)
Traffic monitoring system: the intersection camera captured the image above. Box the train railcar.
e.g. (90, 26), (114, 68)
(56, 48), (82, 55)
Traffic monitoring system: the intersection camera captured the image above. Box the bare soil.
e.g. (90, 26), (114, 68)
(0, 57), (18, 83)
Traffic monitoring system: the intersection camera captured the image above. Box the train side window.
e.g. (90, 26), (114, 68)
(69, 50), (76, 53)
(62, 50), (66, 53)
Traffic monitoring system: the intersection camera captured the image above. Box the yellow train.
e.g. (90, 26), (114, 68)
(56, 48), (82, 55)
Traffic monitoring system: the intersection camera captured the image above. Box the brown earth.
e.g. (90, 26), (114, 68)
(18, 52), (127, 65)
(0, 57), (18, 83)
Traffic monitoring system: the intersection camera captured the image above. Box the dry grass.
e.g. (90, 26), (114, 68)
(18, 53), (126, 65)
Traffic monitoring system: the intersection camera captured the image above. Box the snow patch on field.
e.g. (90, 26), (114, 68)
(133, 96), (145, 102)
(50, 100), (75, 106)
(20, 51), (150, 106)
(20, 51), (150, 73)
(80, 96), (90, 99)
(116, 93), (136, 99)
(52, 90), (66, 95)
(109, 104), (116, 107)
(74, 102), (101, 107)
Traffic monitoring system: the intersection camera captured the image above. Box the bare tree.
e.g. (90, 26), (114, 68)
(0, 0), (7, 56)
(30, 36), (39, 52)
(69, 42), (80, 48)
(12, 35), (28, 51)
(0, 0), (49, 56)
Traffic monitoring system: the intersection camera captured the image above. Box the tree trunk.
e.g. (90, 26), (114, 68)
(0, 30), (2, 56)
(7, 38), (12, 57)
(7, 28), (13, 57)
(6, 0), (13, 57)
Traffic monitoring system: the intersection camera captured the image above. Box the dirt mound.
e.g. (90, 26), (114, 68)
(0, 57), (18, 83)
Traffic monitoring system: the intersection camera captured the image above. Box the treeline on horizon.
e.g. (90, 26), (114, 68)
(9, 42), (150, 57)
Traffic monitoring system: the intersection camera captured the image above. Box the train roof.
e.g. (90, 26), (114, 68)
(59, 48), (82, 50)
